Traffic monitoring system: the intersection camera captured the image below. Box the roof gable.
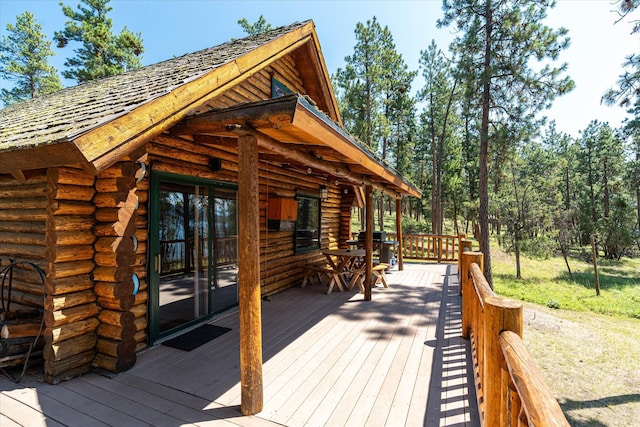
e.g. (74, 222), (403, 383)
(0, 20), (338, 174)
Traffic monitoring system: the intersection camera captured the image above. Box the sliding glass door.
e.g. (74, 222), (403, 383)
(149, 172), (237, 343)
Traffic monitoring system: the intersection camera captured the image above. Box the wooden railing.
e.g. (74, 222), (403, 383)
(459, 245), (569, 426)
(387, 233), (460, 261)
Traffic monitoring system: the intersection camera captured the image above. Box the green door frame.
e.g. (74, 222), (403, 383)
(148, 170), (237, 344)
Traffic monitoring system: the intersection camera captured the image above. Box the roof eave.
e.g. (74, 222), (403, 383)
(0, 140), (91, 175)
(171, 94), (421, 198)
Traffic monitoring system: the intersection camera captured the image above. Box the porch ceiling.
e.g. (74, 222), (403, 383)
(169, 94), (421, 198)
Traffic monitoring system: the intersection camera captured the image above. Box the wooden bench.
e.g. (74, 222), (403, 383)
(348, 268), (366, 293)
(301, 263), (354, 294)
(372, 263), (389, 288)
(300, 264), (333, 288)
(347, 263), (389, 293)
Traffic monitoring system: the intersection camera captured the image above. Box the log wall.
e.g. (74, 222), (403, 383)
(44, 166), (97, 383)
(0, 172), (48, 369)
(93, 159), (147, 372)
(0, 170), (47, 311)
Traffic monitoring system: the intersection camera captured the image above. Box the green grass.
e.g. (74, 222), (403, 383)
(492, 248), (640, 319)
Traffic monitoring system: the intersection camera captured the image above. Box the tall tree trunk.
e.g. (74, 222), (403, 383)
(603, 158), (610, 218)
(564, 165), (570, 210)
(436, 78), (458, 236)
(463, 115), (476, 232)
(511, 163), (523, 280)
(587, 144), (599, 253)
(453, 197), (459, 235)
(514, 227), (522, 279)
(636, 136), (640, 250)
(588, 145), (597, 224)
(561, 243), (572, 278)
(430, 93), (438, 233)
(479, 0), (494, 287)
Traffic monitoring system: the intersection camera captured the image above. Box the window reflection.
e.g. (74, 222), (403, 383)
(295, 195), (320, 252)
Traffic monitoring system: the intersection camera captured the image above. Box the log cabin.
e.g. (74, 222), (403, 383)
(0, 20), (420, 411)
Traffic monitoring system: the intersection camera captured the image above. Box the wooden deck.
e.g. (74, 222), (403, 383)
(1, 263), (479, 426)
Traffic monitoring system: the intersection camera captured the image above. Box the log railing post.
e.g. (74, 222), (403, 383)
(457, 234), (465, 276)
(461, 252), (483, 339)
(483, 296), (523, 427)
(458, 236), (472, 280)
(238, 133), (263, 415)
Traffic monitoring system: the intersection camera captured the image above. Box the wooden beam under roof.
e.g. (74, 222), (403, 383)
(170, 94), (421, 198)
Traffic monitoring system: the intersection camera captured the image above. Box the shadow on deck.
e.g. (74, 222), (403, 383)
(1, 263), (479, 427)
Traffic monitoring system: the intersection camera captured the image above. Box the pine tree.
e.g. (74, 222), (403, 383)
(237, 15), (273, 36)
(439, 0), (574, 286)
(54, 0), (144, 83)
(0, 11), (62, 106)
(419, 40), (460, 235)
(334, 17), (416, 229)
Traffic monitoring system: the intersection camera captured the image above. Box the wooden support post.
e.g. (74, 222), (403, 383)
(483, 295), (522, 427)
(395, 197), (404, 271)
(461, 251), (483, 339)
(238, 133), (263, 415)
(364, 185), (373, 301)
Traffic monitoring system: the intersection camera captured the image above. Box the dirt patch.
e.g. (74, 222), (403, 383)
(522, 303), (640, 426)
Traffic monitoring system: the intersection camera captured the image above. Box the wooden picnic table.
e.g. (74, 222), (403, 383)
(321, 248), (366, 293)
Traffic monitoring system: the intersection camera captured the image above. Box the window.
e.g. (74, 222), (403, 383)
(295, 194), (321, 253)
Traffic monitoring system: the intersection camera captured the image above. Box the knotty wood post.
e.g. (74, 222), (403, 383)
(238, 133), (263, 415)
(459, 240), (473, 296)
(457, 233), (466, 274)
(364, 185), (373, 301)
(461, 251), (483, 339)
(507, 378), (522, 427)
(395, 197), (404, 271)
(483, 296), (522, 427)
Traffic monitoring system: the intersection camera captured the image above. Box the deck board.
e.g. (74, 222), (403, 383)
(0, 263), (478, 426)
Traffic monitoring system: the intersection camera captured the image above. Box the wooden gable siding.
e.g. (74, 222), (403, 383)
(199, 54), (307, 112)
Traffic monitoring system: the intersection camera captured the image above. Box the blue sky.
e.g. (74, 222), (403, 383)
(1, 0), (637, 138)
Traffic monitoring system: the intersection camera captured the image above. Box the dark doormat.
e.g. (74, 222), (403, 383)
(162, 324), (232, 351)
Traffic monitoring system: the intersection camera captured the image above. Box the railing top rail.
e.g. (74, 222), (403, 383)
(470, 262), (494, 308)
(500, 331), (570, 427)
